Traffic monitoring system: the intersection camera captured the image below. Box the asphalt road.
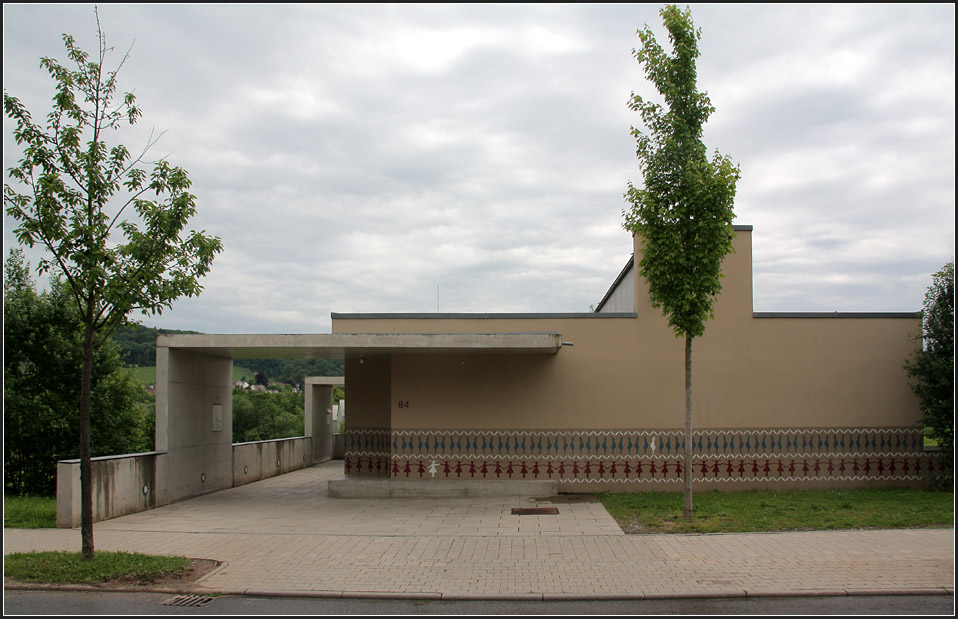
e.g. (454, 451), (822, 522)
(3, 590), (954, 615)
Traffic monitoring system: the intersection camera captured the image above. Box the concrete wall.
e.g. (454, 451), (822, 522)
(232, 437), (312, 487)
(57, 435), (322, 527)
(56, 452), (165, 528)
(56, 362), (344, 526)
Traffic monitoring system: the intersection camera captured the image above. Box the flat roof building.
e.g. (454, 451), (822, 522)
(146, 225), (930, 505)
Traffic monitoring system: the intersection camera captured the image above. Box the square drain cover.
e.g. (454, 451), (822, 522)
(511, 507), (559, 515)
(160, 595), (214, 607)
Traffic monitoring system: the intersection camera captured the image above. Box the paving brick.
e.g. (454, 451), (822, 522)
(4, 461), (953, 598)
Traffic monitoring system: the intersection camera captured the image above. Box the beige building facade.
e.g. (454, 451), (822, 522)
(331, 226), (933, 491)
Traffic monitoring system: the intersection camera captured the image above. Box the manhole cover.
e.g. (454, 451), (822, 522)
(511, 507), (559, 515)
(160, 595), (215, 607)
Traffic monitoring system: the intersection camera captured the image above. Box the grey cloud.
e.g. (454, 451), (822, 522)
(4, 4), (953, 334)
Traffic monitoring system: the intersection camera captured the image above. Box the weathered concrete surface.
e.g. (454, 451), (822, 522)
(56, 452), (165, 528)
(155, 346), (233, 506)
(233, 438), (312, 487)
(304, 377), (342, 463)
(157, 332), (564, 359)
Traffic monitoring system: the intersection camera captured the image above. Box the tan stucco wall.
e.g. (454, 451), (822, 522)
(345, 355), (391, 429)
(343, 355), (392, 476)
(334, 313), (918, 432)
(701, 315), (919, 428)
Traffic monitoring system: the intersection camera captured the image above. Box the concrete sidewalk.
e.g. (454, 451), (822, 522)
(4, 462), (954, 600)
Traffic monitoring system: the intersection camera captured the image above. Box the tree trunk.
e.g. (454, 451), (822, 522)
(80, 318), (95, 560)
(683, 333), (694, 521)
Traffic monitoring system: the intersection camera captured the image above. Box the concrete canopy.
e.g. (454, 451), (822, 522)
(152, 332), (563, 505)
(157, 332), (564, 359)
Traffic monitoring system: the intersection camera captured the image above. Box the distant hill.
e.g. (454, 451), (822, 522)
(230, 357), (345, 385)
(111, 323), (201, 367)
(112, 323), (344, 385)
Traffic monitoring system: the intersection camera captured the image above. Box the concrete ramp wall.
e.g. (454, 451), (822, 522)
(56, 451), (166, 528)
(56, 437), (318, 528)
(232, 437), (312, 487)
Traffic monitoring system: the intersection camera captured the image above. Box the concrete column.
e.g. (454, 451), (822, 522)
(156, 346), (233, 504)
(305, 377), (343, 464)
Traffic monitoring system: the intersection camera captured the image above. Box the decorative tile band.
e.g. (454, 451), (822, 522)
(343, 429), (390, 477)
(387, 427), (924, 458)
(343, 427), (937, 486)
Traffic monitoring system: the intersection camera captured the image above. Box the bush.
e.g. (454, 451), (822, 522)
(3, 251), (152, 496)
(232, 389), (304, 443)
(905, 261), (954, 487)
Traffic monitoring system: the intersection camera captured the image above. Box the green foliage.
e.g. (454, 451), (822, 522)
(232, 389), (305, 443)
(4, 551), (190, 584)
(4, 496), (58, 528)
(4, 251), (152, 497)
(622, 4), (739, 338)
(240, 358), (346, 387)
(126, 363), (255, 386)
(110, 324), (159, 366)
(111, 323), (199, 366)
(598, 488), (954, 534)
(136, 387), (156, 450)
(905, 261), (954, 485)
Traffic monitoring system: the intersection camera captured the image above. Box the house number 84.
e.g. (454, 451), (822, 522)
(397, 401), (410, 408)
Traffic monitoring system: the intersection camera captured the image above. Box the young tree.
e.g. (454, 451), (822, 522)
(905, 261), (954, 486)
(4, 16), (222, 559)
(622, 5), (739, 520)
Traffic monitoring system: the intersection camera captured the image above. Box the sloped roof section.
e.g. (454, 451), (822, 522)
(594, 255), (634, 313)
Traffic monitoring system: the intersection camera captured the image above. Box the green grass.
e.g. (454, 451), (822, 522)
(5, 498), (191, 586)
(129, 364), (255, 385)
(598, 488), (954, 534)
(231, 365), (255, 382)
(130, 365), (157, 385)
(4, 551), (190, 584)
(4, 496), (57, 528)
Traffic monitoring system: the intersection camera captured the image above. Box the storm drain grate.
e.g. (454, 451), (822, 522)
(511, 507), (559, 515)
(159, 595), (215, 607)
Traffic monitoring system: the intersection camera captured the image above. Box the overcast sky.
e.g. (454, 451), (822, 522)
(3, 4), (954, 334)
